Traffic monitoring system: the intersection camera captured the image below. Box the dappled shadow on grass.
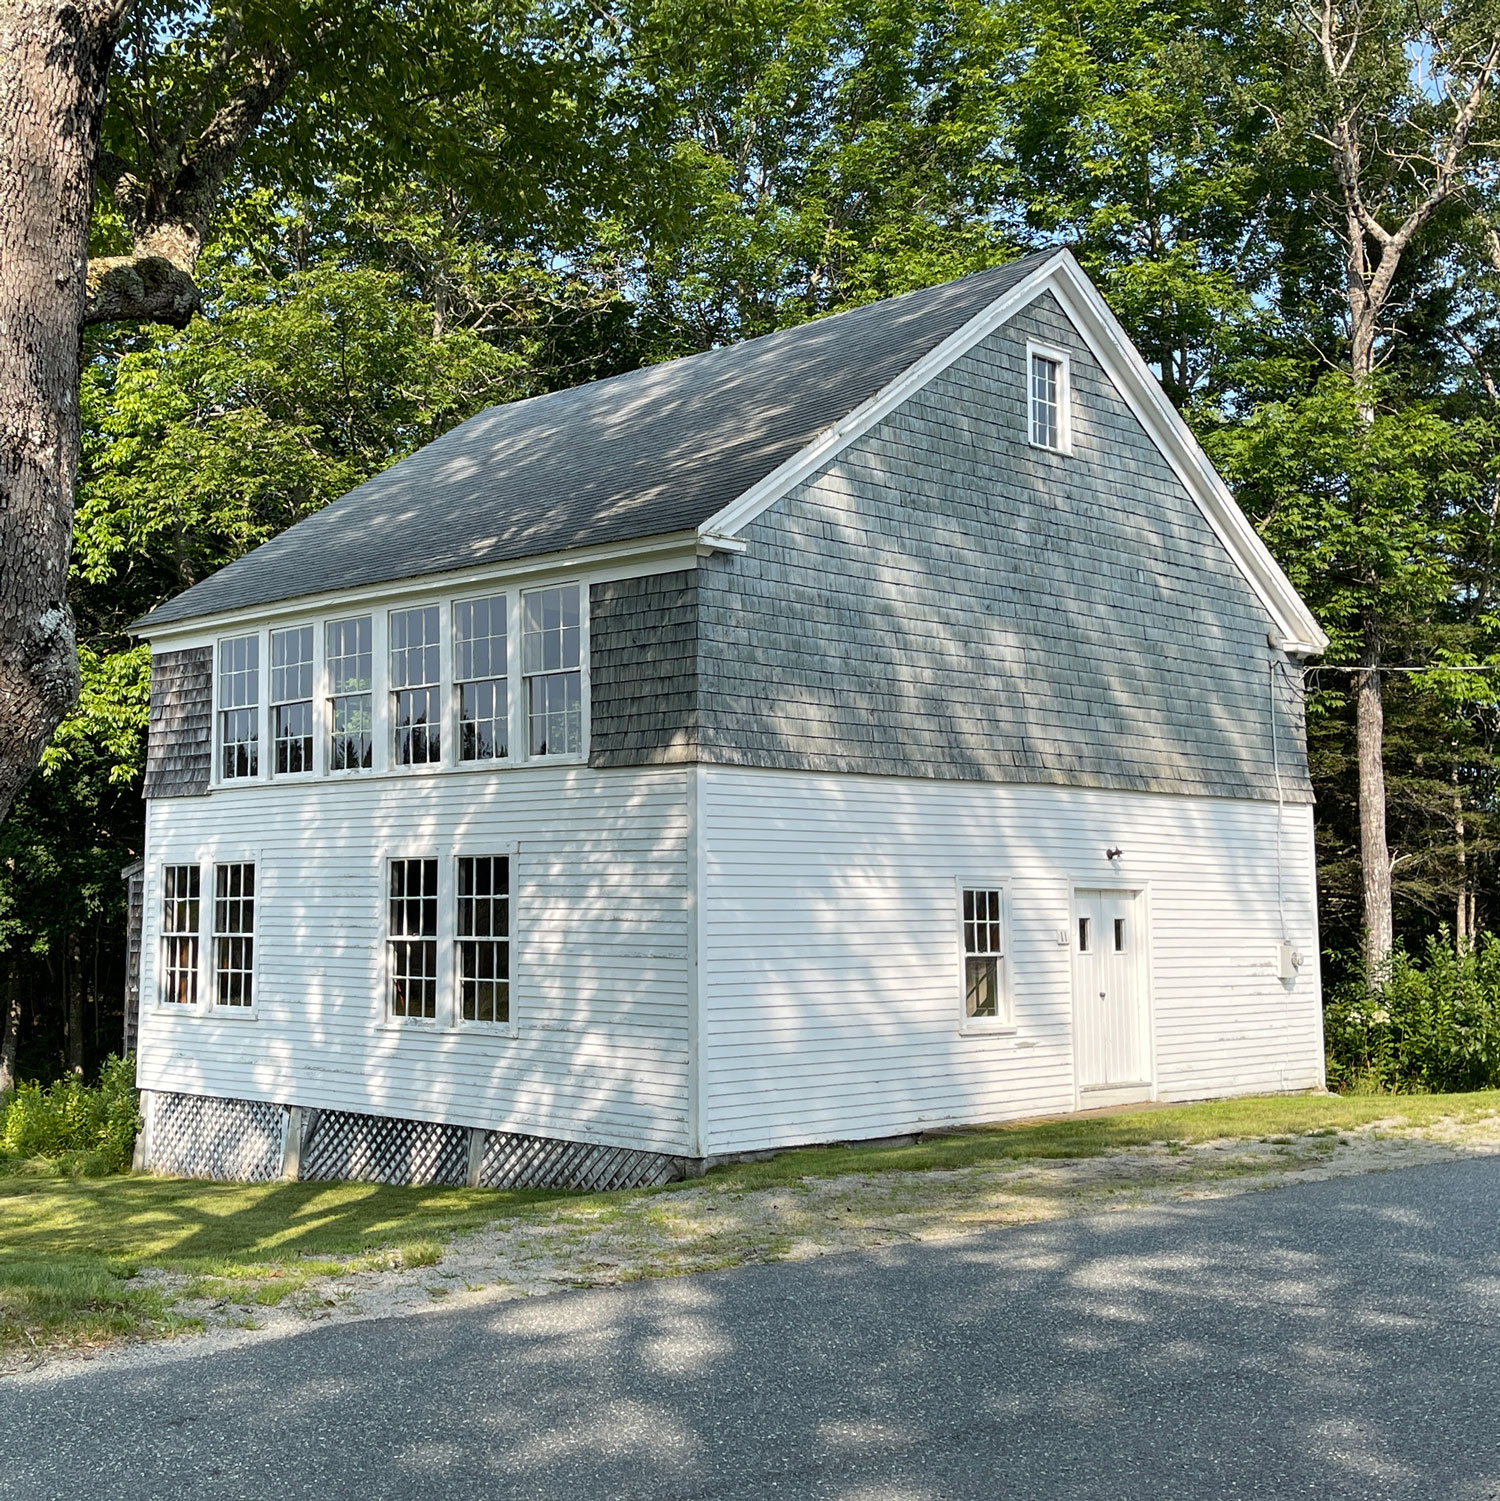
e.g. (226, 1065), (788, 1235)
(4, 1087), (1499, 1354)
(692, 1088), (1500, 1190)
(9, 1159), (1499, 1498)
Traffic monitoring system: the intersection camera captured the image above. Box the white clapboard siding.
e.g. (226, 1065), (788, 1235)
(138, 765), (693, 1153)
(698, 766), (1321, 1155)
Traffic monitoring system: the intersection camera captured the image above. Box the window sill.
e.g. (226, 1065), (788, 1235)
(209, 754), (588, 793)
(152, 1004), (258, 1021)
(958, 1022), (1018, 1039)
(377, 1019), (519, 1039)
(1026, 438), (1072, 457)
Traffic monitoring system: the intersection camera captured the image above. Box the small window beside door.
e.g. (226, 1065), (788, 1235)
(960, 887), (1010, 1026)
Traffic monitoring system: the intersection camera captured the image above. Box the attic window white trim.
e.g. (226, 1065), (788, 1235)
(1026, 340), (1071, 453)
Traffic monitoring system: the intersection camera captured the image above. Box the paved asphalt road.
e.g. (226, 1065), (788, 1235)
(3, 1158), (1499, 1501)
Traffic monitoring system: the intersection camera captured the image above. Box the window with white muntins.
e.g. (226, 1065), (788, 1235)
(218, 635), (259, 779)
(213, 862), (255, 1007)
(961, 887), (1008, 1023)
(523, 584), (583, 756)
(389, 857), (439, 1020)
(455, 595), (508, 762)
(457, 855), (510, 1024)
(271, 626), (314, 775)
(207, 577), (587, 783)
(390, 605), (441, 766)
(1028, 345), (1069, 452)
(161, 864), (201, 1005)
(327, 615), (373, 771)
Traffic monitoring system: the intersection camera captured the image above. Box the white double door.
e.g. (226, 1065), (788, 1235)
(1073, 888), (1150, 1096)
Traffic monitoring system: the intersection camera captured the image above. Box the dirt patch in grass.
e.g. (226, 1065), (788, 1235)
(7, 1099), (1500, 1382)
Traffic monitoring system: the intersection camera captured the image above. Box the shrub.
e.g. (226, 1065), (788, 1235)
(0, 1055), (140, 1175)
(1325, 934), (1500, 1094)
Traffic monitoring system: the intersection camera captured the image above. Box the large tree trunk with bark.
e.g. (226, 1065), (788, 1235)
(0, 0), (127, 826)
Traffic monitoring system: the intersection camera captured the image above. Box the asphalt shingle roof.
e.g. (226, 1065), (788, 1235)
(137, 252), (1055, 629)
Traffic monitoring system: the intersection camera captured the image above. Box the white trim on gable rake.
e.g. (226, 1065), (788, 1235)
(697, 250), (1328, 657)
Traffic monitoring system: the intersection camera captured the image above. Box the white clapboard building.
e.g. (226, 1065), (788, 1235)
(127, 249), (1327, 1187)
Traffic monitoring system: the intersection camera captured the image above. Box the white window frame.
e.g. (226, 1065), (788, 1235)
(215, 632), (262, 784)
(384, 852), (445, 1026)
(452, 592), (513, 766)
(268, 624), (317, 779)
(202, 576), (592, 791)
(1026, 339), (1072, 454)
(520, 582), (588, 761)
(325, 613), (377, 777)
(453, 846), (519, 1037)
(158, 859), (205, 1008)
(955, 878), (1015, 1035)
(389, 602), (445, 771)
(209, 859), (259, 1015)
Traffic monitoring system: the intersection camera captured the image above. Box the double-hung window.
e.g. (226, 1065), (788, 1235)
(391, 606), (441, 766)
(523, 584), (582, 757)
(327, 616), (373, 771)
(457, 856), (510, 1024)
(213, 862), (255, 1007)
(1028, 346), (1068, 452)
(161, 864), (201, 1004)
(455, 596), (508, 762)
(961, 887), (1007, 1022)
(388, 858), (438, 1019)
(271, 626), (314, 774)
(218, 635), (259, 779)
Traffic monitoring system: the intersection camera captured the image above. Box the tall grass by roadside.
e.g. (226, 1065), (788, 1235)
(1325, 934), (1500, 1094)
(0, 1055), (139, 1176)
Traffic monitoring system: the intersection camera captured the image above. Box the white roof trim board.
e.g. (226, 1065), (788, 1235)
(700, 249), (1327, 655)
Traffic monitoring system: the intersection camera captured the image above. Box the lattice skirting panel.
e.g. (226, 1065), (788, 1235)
(299, 1109), (470, 1187)
(141, 1091), (690, 1188)
(478, 1130), (683, 1191)
(148, 1091), (289, 1182)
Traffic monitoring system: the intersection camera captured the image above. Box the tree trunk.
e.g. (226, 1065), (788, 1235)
(1357, 608), (1394, 972)
(66, 935), (85, 1077)
(0, 0), (127, 826)
(1453, 765), (1469, 951)
(0, 962), (21, 1094)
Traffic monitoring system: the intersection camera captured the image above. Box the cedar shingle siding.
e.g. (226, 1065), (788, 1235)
(144, 646), (213, 798)
(686, 294), (1310, 803)
(589, 571), (699, 766)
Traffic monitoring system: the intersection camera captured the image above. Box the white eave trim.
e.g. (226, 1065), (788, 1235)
(697, 249), (1328, 656)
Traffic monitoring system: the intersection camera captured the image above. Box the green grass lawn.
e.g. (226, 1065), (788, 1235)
(4, 1089), (1498, 1355)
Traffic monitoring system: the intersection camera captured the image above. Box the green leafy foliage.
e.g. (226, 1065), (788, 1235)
(1326, 936), (1500, 1093)
(0, 1057), (142, 1176)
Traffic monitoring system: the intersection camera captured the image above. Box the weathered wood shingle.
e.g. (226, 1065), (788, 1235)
(589, 571), (698, 766)
(144, 646), (213, 798)
(692, 293), (1312, 803)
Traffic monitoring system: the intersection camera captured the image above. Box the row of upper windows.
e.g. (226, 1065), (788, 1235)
(214, 582), (584, 784)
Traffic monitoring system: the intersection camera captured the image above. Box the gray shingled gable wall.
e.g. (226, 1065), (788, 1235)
(144, 646), (213, 798)
(589, 571), (699, 766)
(679, 291), (1310, 802)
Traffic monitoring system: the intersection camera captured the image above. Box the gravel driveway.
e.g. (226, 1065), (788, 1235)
(4, 1156), (1499, 1500)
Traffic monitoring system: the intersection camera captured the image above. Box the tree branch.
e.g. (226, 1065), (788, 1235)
(83, 254), (198, 328)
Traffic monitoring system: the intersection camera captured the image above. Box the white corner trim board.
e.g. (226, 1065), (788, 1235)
(699, 250), (1328, 658)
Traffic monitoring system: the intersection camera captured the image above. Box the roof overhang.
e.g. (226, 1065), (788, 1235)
(132, 530), (702, 645)
(696, 249), (1329, 657)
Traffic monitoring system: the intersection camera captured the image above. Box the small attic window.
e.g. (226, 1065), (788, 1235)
(1028, 344), (1070, 452)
